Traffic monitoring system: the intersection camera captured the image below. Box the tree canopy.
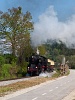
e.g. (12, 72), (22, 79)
(0, 7), (34, 58)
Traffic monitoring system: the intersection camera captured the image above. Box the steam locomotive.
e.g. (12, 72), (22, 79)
(27, 54), (54, 76)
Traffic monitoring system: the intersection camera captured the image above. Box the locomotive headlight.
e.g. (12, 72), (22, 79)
(28, 67), (29, 69)
(36, 66), (37, 68)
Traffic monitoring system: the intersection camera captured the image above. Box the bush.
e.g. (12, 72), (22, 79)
(0, 55), (5, 66)
(4, 54), (17, 64)
(17, 61), (28, 77)
(0, 64), (12, 80)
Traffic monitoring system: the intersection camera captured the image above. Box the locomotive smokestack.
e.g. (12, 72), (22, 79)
(36, 47), (39, 55)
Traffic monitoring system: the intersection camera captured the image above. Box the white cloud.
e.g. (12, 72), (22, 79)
(31, 5), (75, 47)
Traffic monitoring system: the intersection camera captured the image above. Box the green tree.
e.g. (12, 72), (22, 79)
(38, 45), (46, 56)
(0, 7), (34, 58)
(69, 55), (75, 69)
(0, 55), (5, 66)
(1, 64), (12, 79)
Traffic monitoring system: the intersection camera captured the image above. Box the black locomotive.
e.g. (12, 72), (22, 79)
(27, 54), (53, 76)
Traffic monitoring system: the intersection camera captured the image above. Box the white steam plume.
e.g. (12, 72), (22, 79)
(31, 6), (75, 47)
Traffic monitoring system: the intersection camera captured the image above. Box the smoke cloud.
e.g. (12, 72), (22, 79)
(31, 6), (75, 47)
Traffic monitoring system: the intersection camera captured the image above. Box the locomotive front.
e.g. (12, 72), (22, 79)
(27, 54), (48, 76)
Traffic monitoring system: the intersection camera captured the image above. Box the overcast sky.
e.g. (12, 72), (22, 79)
(0, 0), (75, 47)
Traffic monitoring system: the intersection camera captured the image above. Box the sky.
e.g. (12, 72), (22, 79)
(0, 0), (75, 47)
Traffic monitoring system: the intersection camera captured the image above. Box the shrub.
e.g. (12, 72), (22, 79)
(4, 54), (17, 64)
(17, 61), (28, 77)
(1, 64), (12, 80)
(0, 55), (5, 66)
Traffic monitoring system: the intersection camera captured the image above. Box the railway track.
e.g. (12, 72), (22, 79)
(0, 76), (38, 86)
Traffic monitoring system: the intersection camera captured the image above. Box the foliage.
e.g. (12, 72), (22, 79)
(0, 7), (34, 64)
(17, 61), (28, 77)
(3, 54), (17, 64)
(17, 33), (33, 66)
(45, 40), (75, 68)
(0, 55), (5, 67)
(0, 63), (20, 80)
(38, 45), (46, 56)
(68, 55), (75, 69)
(0, 64), (12, 80)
